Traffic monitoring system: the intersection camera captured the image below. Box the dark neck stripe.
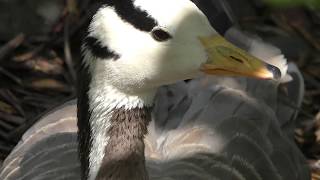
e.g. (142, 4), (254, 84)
(76, 63), (92, 180)
(106, 0), (158, 32)
(84, 36), (120, 60)
(96, 107), (151, 180)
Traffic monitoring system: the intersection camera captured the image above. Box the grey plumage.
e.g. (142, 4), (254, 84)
(0, 66), (309, 179)
(0, 101), (79, 180)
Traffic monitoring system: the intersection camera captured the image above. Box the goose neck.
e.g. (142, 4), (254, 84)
(95, 106), (151, 180)
(87, 85), (156, 180)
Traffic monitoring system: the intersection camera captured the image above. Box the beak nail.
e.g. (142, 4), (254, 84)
(266, 64), (281, 80)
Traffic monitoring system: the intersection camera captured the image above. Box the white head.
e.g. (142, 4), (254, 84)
(82, 0), (279, 96)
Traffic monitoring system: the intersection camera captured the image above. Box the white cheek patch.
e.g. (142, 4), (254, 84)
(83, 1), (215, 88)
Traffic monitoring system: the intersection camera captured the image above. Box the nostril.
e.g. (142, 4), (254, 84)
(266, 64), (281, 79)
(229, 56), (244, 63)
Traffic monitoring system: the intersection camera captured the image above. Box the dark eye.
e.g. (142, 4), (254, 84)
(151, 28), (172, 42)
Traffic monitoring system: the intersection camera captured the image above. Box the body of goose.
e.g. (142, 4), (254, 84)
(0, 0), (310, 180)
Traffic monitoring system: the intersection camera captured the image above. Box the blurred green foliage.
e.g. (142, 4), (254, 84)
(265, 0), (320, 9)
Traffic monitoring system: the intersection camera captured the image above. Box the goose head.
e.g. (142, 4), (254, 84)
(78, 0), (281, 179)
(82, 0), (280, 97)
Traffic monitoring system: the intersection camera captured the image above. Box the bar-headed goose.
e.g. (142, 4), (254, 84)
(0, 0), (310, 180)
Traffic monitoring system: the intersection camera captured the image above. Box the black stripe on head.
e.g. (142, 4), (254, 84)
(84, 36), (120, 60)
(107, 0), (158, 32)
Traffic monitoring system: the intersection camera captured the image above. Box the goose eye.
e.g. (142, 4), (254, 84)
(151, 28), (172, 42)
